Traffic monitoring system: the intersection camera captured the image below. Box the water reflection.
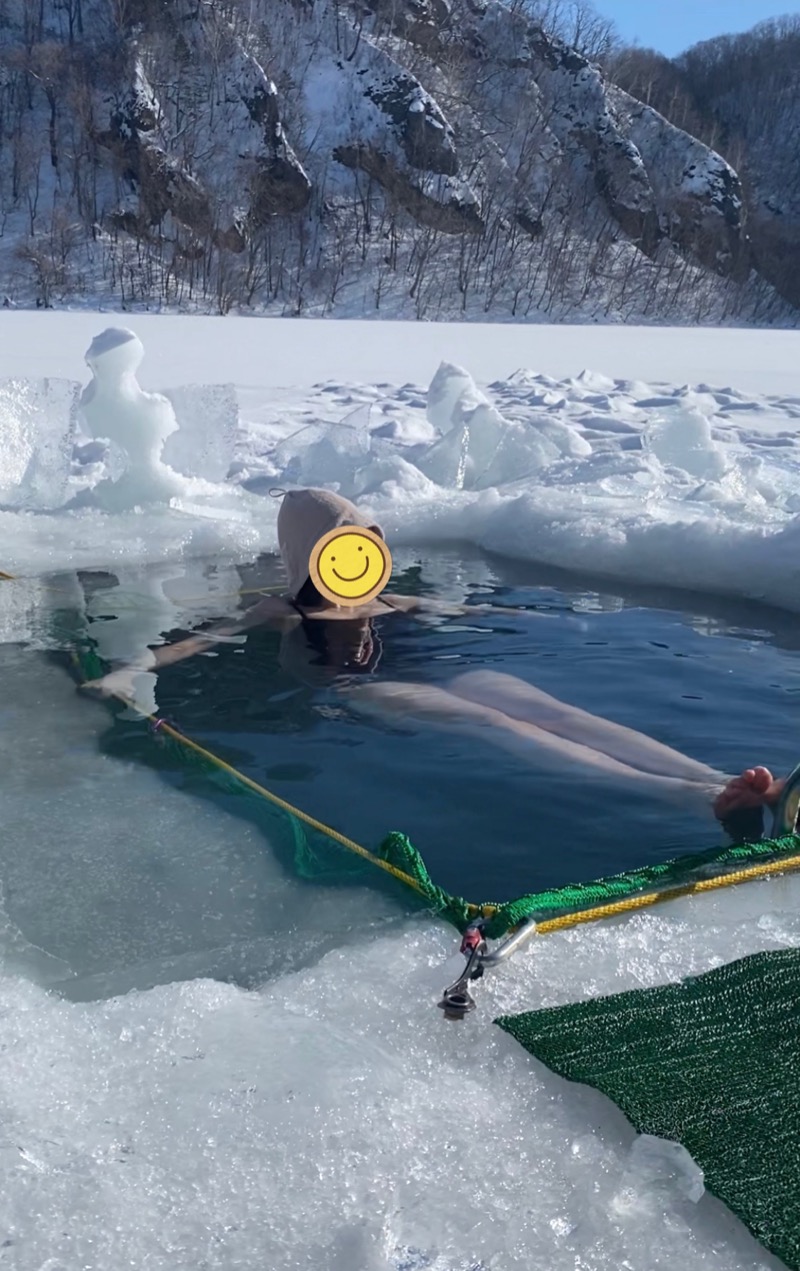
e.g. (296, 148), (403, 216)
(482, 552), (800, 652)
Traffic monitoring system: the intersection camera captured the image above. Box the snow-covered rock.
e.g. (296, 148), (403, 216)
(0, 0), (790, 317)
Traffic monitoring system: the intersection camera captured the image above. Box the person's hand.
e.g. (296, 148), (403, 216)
(81, 666), (143, 703)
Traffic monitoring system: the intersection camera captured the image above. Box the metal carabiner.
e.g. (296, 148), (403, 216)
(437, 915), (541, 1020)
(437, 935), (485, 1021)
(437, 928), (486, 1020)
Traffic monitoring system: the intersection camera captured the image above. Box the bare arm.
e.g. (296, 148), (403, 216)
(386, 595), (555, 620)
(145, 596), (293, 670)
(82, 595), (294, 695)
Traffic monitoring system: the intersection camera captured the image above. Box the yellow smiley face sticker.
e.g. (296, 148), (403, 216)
(309, 525), (393, 607)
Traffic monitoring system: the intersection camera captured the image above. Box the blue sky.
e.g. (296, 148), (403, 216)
(604, 0), (800, 56)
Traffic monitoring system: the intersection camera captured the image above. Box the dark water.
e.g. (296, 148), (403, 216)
(77, 549), (800, 905)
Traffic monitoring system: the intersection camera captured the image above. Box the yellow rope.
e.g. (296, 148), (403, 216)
(154, 718), (433, 898)
(73, 659), (434, 902)
(89, 676), (800, 931)
(4, 559), (789, 939)
(157, 718), (497, 918)
(535, 851), (800, 936)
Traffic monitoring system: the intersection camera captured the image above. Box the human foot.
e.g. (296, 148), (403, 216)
(713, 768), (785, 820)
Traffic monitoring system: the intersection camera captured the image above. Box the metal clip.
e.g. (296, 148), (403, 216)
(436, 915), (540, 1021)
(437, 923), (486, 1021)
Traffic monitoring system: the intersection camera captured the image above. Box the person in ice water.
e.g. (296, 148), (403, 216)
(88, 487), (784, 836)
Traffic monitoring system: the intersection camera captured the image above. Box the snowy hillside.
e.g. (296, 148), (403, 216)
(606, 15), (800, 310)
(0, 0), (794, 323)
(679, 19), (800, 312)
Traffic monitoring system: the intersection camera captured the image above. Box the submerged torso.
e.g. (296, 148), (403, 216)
(279, 595), (406, 686)
(153, 593), (414, 720)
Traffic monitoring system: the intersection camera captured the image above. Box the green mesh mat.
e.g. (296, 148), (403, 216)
(497, 947), (800, 1270)
(71, 633), (800, 938)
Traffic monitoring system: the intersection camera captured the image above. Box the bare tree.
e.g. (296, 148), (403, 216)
(518, 0), (621, 61)
(55, 0), (83, 42)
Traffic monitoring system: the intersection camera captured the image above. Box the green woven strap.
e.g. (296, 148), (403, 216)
(380, 830), (800, 937)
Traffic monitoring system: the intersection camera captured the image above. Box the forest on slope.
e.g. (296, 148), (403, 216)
(603, 11), (800, 314)
(0, 0), (796, 323)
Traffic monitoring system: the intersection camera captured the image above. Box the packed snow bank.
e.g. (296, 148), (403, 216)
(1, 321), (799, 614)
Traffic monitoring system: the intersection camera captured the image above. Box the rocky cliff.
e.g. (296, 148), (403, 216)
(0, 0), (790, 320)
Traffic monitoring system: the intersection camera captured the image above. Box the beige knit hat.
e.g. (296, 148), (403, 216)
(277, 488), (383, 599)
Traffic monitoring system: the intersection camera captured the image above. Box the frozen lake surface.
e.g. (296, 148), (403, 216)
(1, 314), (799, 1270)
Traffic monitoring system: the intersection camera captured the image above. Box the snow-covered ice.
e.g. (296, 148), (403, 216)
(0, 312), (798, 1270)
(2, 645), (796, 1271)
(418, 362), (590, 490)
(1, 316), (799, 615)
(0, 377), (78, 509)
(270, 401), (373, 494)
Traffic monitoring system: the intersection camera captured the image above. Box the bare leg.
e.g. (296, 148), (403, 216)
(446, 671), (787, 818)
(348, 680), (723, 812)
(445, 669), (725, 785)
